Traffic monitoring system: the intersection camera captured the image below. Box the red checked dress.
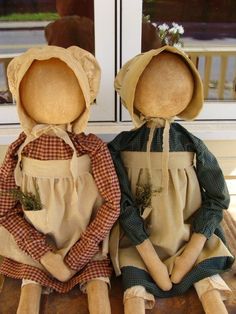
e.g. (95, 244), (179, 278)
(0, 129), (120, 293)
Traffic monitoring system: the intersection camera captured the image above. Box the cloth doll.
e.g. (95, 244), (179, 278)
(0, 46), (120, 314)
(108, 45), (234, 314)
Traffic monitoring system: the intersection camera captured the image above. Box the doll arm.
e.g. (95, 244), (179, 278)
(65, 136), (120, 271)
(171, 232), (207, 283)
(171, 133), (229, 283)
(0, 134), (53, 261)
(190, 135), (230, 239)
(108, 139), (149, 245)
(136, 239), (172, 291)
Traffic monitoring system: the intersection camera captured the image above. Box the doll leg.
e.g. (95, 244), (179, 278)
(124, 285), (155, 314)
(200, 290), (228, 314)
(17, 280), (42, 314)
(194, 275), (231, 314)
(86, 279), (111, 314)
(124, 297), (145, 314)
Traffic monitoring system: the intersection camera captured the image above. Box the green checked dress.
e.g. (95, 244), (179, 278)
(108, 122), (234, 298)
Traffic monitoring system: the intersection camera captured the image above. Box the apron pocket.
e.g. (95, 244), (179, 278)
(23, 208), (48, 234)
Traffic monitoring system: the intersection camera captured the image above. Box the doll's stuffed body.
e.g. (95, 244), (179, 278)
(0, 46), (120, 314)
(109, 46), (234, 314)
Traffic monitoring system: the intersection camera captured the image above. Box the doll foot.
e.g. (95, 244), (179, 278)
(17, 283), (42, 314)
(40, 251), (76, 282)
(171, 255), (193, 284)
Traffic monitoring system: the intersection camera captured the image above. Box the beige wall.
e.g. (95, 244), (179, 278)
(205, 140), (236, 178)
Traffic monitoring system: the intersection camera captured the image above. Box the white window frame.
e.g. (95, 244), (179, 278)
(91, 0), (116, 121)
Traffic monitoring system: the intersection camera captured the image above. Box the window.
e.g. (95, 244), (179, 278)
(120, 0), (236, 122)
(0, 0), (116, 123)
(0, 0), (236, 141)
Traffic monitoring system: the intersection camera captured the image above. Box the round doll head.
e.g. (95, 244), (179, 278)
(134, 51), (194, 118)
(20, 58), (86, 125)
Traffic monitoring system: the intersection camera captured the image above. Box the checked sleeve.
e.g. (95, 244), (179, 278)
(65, 134), (121, 271)
(108, 133), (149, 246)
(0, 133), (53, 261)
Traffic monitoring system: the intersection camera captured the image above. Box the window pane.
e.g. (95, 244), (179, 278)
(142, 0), (236, 101)
(0, 0), (95, 106)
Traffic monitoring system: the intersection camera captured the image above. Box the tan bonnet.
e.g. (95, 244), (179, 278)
(115, 45), (204, 127)
(7, 45), (101, 134)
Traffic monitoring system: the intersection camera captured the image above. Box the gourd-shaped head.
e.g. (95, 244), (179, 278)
(7, 46), (101, 134)
(20, 58), (85, 124)
(115, 46), (203, 127)
(134, 52), (194, 118)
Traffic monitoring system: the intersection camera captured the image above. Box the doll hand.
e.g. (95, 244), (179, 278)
(149, 258), (172, 292)
(136, 239), (172, 291)
(40, 251), (76, 282)
(171, 233), (207, 284)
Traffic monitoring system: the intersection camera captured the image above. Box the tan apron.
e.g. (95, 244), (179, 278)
(0, 125), (108, 269)
(110, 151), (233, 276)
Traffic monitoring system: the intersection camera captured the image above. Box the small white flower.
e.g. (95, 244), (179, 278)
(156, 21), (184, 47)
(172, 22), (179, 28)
(169, 27), (178, 34)
(158, 23), (169, 31)
(171, 22), (184, 34)
(177, 25), (184, 34)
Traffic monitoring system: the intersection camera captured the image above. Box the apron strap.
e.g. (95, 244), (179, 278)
(14, 124), (78, 186)
(145, 117), (172, 195)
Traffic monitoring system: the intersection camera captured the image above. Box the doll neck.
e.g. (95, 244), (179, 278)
(28, 123), (72, 137)
(139, 114), (173, 128)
